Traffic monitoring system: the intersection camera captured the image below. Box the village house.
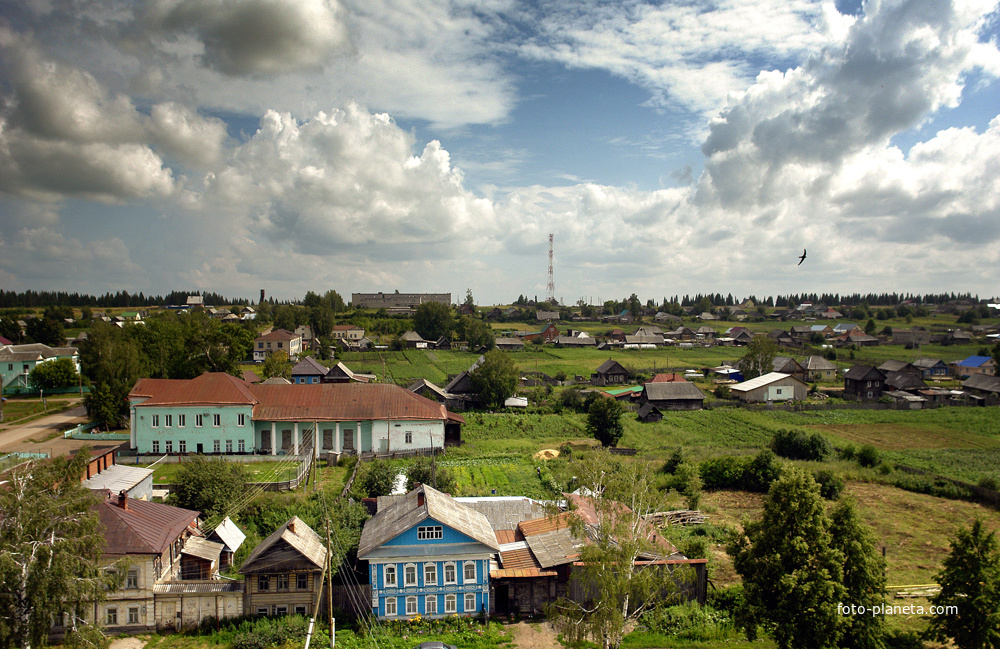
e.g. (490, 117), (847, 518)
(952, 355), (996, 379)
(252, 329), (303, 362)
(358, 485), (498, 619)
(843, 365), (887, 401)
(240, 517), (328, 618)
(639, 382), (705, 411)
(802, 356), (838, 382)
(730, 372), (809, 404)
(0, 342), (81, 391)
(912, 358), (950, 379)
(591, 359), (629, 386)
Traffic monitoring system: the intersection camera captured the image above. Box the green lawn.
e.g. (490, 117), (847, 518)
(142, 460), (303, 484)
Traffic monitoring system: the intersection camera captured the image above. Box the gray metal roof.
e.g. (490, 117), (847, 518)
(643, 382), (705, 401)
(731, 372), (807, 392)
(524, 528), (580, 568)
(153, 581), (244, 594)
(358, 485), (499, 559)
(81, 465), (153, 493)
(454, 497), (548, 531)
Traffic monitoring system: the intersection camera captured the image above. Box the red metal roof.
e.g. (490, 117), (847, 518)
(649, 373), (688, 383)
(250, 382), (464, 422)
(130, 373), (257, 406)
(95, 490), (199, 556)
(130, 374), (466, 424)
(255, 329), (300, 342)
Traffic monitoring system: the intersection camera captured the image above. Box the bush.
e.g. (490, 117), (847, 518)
(707, 584), (745, 615)
(837, 444), (857, 461)
(638, 601), (733, 639)
(742, 449), (783, 493)
(856, 444), (881, 468)
(661, 448), (684, 475)
(700, 456), (748, 490)
(883, 629), (925, 649)
(814, 469), (845, 500)
(770, 429), (832, 461)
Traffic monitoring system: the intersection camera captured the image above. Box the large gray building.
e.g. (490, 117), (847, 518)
(351, 292), (451, 309)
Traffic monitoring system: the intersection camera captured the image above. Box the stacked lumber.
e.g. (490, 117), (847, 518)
(645, 510), (709, 526)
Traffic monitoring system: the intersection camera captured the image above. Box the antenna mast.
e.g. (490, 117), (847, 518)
(546, 233), (555, 304)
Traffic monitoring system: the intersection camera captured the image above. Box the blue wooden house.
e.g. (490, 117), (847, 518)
(358, 485), (499, 619)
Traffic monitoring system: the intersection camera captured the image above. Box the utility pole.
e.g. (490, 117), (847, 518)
(326, 518), (335, 648)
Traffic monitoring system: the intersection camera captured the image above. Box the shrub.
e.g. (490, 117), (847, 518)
(661, 448), (684, 474)
(814, 469), (845, 500)
(856, 444), (881, 468)
(883, 629), (924, 649)
(742, 449), (783, 493)
(837, 444), (858, 461)
(700, 456), (748, 490)
(638, 601), (733, 639)
(771, 429), (832, 461)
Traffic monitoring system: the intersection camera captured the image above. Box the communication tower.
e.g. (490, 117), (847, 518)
(546, 234), (555, 304)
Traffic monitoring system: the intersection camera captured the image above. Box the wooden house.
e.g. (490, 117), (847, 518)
(591, 359), (629, 386)
(640, 382), (705, 411)
(730, 372), (809, 403)
(358, 485), (498, 619)
(843, 365), (887, 401)
(240, 517), (328, 618)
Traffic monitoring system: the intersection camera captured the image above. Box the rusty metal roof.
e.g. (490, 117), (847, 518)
(130, 373), (257, 405)
(251, 383), (460, 422)
(94, 490), (199, 556)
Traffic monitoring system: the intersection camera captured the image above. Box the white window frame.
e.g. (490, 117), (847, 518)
(424, 563), (437, 585)
(405, 431), (413, 444)
(238, 413), (246, 426)
(164, 414), (172, 427)
(196, 414), (204, 427)
(404, 563), (417, 586)
(126, 569), (139, 589)
(464, 561), (476, 583)
(178, 414), (185, 427)
(226, 439), (233, 453)
(165, 440), (173, 453)
(465, 593), (476, 613)
(178, 440), (186, 453)
(214, 439), (221, 453)
(384, 565), (397, 587)
(239, 439), (246, 453)
(405, 596), (418, 615)
(444, 594), (457, 614)
(152, 440), (159, 454)
(444, 562), (456, 584)
(151, 414), (159, 428)
(128, 607), (140, 624)
(425, 594), (437, 616)
(385, 597), (397, 616)
(213, 414), (221, 427)
(417, 525), (442, 540)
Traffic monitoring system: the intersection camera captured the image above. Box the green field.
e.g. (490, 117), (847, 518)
(143, 460), (303, 484)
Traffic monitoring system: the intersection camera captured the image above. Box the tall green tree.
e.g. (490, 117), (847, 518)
(829, 498), (887, 649)
(262, 350), (292, 380)
(587, 397), (625, 447)
(739, 335), (778, 380)
(469, 350), (518, 409)
(167, 455), (250, 524)
(413, 301), (454, 341)
(728, 468), (845, 649)
(0, 453), (123, 649)
(26, 317), (64, 347)
(455, 316), (495, 350)
(29, 357), (81, 390)
(547, 452), (691, 649)
(81, 323), (145, 429)
(928, 519), (1000, 649)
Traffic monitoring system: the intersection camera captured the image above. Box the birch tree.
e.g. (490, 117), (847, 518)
(0, 452), (123, 649)
(547, 452), (692, 649)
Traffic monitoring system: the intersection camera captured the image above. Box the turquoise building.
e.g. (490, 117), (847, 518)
(128, 373), (464, 456)
(0, 343), (80, 391)
(358, 485), (499, 619)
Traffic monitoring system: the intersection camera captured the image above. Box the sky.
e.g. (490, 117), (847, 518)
(1, 0), (1000, 306)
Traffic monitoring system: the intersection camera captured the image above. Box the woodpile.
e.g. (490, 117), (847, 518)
(645, 510), (709, 526)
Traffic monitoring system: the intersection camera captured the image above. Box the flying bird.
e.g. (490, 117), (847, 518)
(797, 249), (807, 266)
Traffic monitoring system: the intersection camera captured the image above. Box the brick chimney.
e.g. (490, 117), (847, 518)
(288, 519), (296, 534)
(118, 490), (128, 510)
(417, 488), (425, 507)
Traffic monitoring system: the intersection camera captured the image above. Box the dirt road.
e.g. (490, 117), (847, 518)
(0, 404), (93, 455)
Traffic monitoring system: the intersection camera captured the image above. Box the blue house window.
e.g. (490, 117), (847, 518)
(464, 593), (475, 613)
(445, 594), (456, 613)
(444, 563), (456, 584)
(404, 564), (417, 586)
(406, 596), (418, 615)
(385, 597), (397, 616)
(424, 564), (437, 585)
(384, 565), (397, 587)
(464, 561), (476, 582)
(417, 526), (442, 540)
(425, 595), (437, 615)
